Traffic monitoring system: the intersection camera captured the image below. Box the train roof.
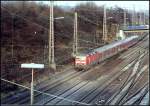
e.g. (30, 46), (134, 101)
(94, 35), (138, 53)
(76, 49), (92, 56)
(76, 35), (138, 56)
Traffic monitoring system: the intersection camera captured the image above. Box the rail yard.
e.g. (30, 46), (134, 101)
(1, 1), (149, 105)
(1, 33), (149, 105)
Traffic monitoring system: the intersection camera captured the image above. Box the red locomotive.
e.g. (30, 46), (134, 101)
(75, 36), (139, 70)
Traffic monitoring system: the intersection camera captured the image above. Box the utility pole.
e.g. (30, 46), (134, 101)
(134, 5), (137, 25)
(139, 12), (141, 25)
(131, 11), (134, 26)
(73, 12), (78, 57)
(123, 9), (127, 29)
(143, 12), (145, 25)
(132, 5), (135, 25)
(96, 20), (101, 44)
(48, 1), (56, 70)
(102, 5), (107, 42)
(11, 14), (14, 59)
(30, 68), (34, 105)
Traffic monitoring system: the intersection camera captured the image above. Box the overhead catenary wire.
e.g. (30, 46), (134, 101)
(1, 4), (149, 105)
(1, 6), (102, 47)
(1, 78), (91, 105)
(2, 6), (148, 53)
(3, 4), (147, 61)
(2, 7), (147, 66)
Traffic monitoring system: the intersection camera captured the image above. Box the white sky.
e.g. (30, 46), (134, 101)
(36, 1), (149, 11)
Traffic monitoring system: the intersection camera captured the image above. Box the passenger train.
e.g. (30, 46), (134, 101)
(75, 36), (139, 70)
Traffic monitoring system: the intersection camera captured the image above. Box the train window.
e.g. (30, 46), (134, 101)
(99, 53), (101, 60)
(106, 50), (108, 56)
(105, 51), (107, 56)
(111, 48), (113, 53)
(108, 50), (111, 55)
(108, 50), (110, 55)
(106, 51), (107, 56)
(107, 50), (109, 55)
(101, 52), (103, 59)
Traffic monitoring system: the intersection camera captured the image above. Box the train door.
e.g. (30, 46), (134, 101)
(88, 54), (92, 65)
(104, 51), (106, 58)
(99, 53), (102, 61)
(101, 52), (103, 60)
(93, 52), (97, 64)
(86, 55), (90, 65)
(125, 42), (128, 50)
(95, 53), (98, 62)
(107, 49), (109, 57)
(116, 46), (119, 52)
(120, 44), (123, 50)
(90, 53), (94, 64)
(110, 48), (113, 55)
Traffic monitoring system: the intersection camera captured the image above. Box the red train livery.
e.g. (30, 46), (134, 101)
(75, 36), (139, 70)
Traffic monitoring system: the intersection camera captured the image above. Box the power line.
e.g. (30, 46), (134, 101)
(1, 6), (105, 52)
(78, 14), (99, 26)
(1, 78), (91, 105)
(1, 6), (99, 40)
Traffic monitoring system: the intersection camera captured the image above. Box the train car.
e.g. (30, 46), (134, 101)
(75, 36), (139, 70)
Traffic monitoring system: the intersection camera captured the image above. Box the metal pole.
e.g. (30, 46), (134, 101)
(73, 12), (78, 56)
(139, 12), (142, 25)
(11, 14), (14, 59)
(124, 9), (126, 29)
(48, 1), (56, 69)
(48, 1), (52, 67)
(135, 6), (137, 25)
(132, 5), (135, 25)
(51, 1), (55, 64)
(103, 5), (107, 42)
(143, 12), (145, 25)
(75, 12), (78, 55)
(31, 68), (34, 105)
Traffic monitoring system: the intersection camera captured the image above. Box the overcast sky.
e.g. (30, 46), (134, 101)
(36, 1), (149, 11)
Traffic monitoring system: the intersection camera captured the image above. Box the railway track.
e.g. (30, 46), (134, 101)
(1, 67), (76, 103)
(16, 59), (111, 104)
(1, 49), (136, 104)
(74, 53), (147, 105)
(118, 54), (149, 104)
(105, 53), (148, 105)
(45, 35), (149, 105)
(102, 36), (148, 105)
(1, 34), (149, 105)
(123, 84), (148, 105)
(42, 40), (148, 105)
(139, 91), (149, 105)
(31, 58), (138, 104)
